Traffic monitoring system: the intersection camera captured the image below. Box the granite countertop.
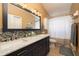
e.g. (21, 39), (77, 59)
(0, 34), (49, 56)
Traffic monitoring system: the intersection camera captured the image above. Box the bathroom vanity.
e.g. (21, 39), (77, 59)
(1, 3), (50, 56)
(0, 34), (49, 56)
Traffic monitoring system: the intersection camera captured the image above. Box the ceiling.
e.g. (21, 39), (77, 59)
(42, 3), (72, 17)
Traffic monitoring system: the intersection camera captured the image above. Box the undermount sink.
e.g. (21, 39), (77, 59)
(0, 39), (24, 50)
(21, 38), (28, 41)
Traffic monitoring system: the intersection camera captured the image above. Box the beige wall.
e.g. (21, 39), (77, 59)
(71, 3), (79, 23)
(71, 3), (79, 13)
(0, 4), (2, 31)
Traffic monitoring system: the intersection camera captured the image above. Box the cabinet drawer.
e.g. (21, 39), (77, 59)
(17, 49), (33, 56)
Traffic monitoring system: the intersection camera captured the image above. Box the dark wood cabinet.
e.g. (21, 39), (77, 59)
(6, 36), (50, 56)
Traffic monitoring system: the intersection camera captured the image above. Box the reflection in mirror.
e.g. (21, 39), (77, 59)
(7, 3), (41, 30)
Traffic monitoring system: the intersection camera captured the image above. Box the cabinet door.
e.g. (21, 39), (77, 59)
(32, 37), (49, 56)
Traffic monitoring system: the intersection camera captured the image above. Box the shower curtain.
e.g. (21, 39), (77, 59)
(48, 16), (74, 40)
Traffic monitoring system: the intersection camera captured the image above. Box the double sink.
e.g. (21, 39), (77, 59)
(0, 34), (48, 51)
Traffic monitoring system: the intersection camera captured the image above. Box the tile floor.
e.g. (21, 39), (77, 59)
(48, 39), (73, 56)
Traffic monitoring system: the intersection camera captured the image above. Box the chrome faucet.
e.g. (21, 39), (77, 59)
(11, 33), (18, 40)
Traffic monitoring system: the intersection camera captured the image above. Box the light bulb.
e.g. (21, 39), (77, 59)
(73, 10), (79, 16)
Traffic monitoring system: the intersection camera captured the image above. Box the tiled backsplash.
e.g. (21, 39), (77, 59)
(0, 31), (41, 42)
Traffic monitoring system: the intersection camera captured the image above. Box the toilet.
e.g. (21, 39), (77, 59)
(50, 38), (57, 48)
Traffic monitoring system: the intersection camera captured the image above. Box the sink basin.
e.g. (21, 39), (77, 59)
(0, 39), (24, 50)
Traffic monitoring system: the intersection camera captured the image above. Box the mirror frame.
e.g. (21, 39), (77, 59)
(2, 3), (41, 32)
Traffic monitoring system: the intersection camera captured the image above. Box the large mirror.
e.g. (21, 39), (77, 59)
(3, 3), (41, 32)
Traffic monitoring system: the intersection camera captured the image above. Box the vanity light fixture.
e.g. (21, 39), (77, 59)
(73, 10), (79, 16)
(72, 10), (79, 19)
(14, 3), (41, 16)
(30, 9), (41, 16)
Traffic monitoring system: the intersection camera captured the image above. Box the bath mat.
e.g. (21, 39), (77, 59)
(59, 46), (74, 56)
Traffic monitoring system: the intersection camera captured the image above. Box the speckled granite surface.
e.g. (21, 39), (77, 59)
(0, 34), (49, 56)
(0, 31), (41, 42)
